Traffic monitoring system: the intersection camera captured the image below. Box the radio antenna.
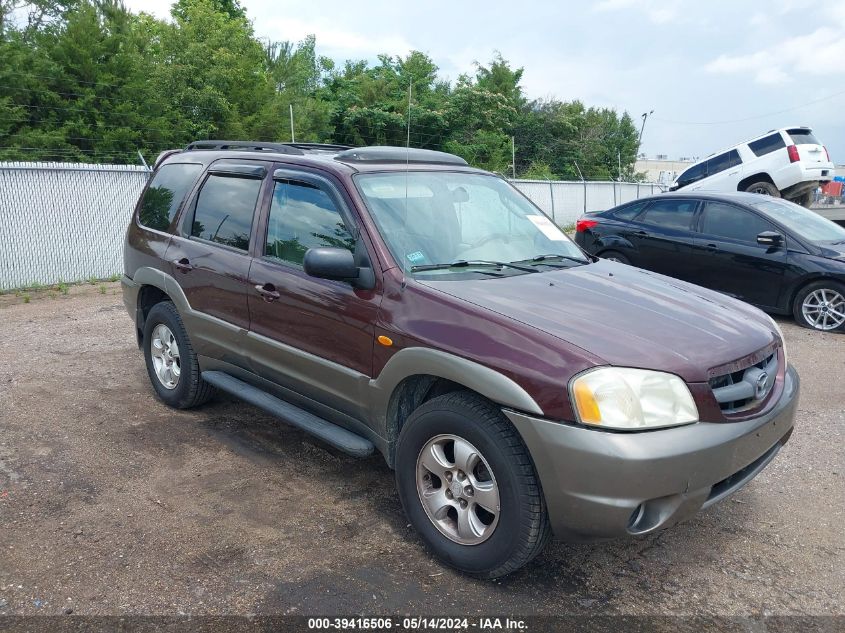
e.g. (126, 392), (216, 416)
(402, 80), (412, 279)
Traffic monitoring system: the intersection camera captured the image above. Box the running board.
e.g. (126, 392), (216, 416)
(201, 371), (375, 458)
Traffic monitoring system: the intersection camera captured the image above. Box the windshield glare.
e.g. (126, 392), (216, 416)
(748, 198), (845, 243)
(355, 171), (586, 274)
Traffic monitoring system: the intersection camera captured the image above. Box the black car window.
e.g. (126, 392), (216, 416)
(190, 174), (262, 250)
(700, 201), (775, 243)
(265, 180), (356, 265)
(705, 150), (742, 177)
(676, 163), (706, 188)
(748, 133), (786, 157)
(138, 163), (202, 232)
(611, 200), (648, 220)
(787, 129), (820, 145)
(638, 199), (697, 230)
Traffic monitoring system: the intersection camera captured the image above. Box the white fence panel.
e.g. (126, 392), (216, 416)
(511, 180), (664, 226)
(0, 162), (150, 290)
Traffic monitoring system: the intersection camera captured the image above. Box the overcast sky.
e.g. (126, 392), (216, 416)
(124, 0), (845, 163)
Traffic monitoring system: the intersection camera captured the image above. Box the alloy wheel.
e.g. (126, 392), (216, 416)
(801, 288), (845, 331)
(416, 434), (500, 545)
(150, 323), (181, 389)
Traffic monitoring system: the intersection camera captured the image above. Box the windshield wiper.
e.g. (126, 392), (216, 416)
(517, 253), (590, 265)
(411, 259), (539, 273)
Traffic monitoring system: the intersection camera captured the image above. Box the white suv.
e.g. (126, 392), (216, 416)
(670, 126), (834, 207)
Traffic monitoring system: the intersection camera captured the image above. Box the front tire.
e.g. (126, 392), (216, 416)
(792, 281), (845, 332)
(745, 181), (780, 197)
(142, 301), (215, 408)
(395, 391), (550, 579)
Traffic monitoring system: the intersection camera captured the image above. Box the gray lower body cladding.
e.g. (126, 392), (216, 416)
(506, 365), (799, 541)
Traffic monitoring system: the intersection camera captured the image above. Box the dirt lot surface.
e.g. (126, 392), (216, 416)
(0, 287), (843, 617)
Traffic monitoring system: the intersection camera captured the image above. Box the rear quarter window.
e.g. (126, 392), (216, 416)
(748, 133), (786, 157)
(138, 163), (203, 232)
(610, 200), (648, 220)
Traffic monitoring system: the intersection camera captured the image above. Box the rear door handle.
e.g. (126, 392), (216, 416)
(255, 283), (280, 302)
(634, 230), (648, 237)
(172, 258), (193, 272)
(704, 243), (718, 252)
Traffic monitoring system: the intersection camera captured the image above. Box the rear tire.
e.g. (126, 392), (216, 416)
(600, 250), (631, 265)
(793, 191), (814, 208)
(143, 301), (216, 408)
(395, 391), (550, 579)
(744, 181), (780, 197)
(792, 281), (845, 332)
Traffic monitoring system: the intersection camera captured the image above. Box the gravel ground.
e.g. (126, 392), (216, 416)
(0, 285), (843, 616)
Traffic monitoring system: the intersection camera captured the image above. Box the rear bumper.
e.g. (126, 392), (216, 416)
(506, 365), (799, 541)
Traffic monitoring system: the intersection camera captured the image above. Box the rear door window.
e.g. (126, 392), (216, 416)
(700, 201), (775, 243)
(705, 150), (742, 177)
(638, 199), (698, 230)
(676, 163), (706, 188)
(787, 129), (820, 145)
(138, 163), (203, 232)
(189, 174), (262, 250)
(748, 133), (786, 157)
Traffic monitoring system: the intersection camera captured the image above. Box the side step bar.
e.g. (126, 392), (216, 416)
(201, 371), (375, 458)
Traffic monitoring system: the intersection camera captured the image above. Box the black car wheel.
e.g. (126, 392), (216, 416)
(745, 181), (780, 197)
(395, 391), (550, 579)
(793, 281), (845, 332)
(600, 250), (631, 265)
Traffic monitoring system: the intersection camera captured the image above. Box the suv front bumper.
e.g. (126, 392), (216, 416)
(505, 365), (799, 541)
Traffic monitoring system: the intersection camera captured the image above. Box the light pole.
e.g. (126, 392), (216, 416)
(638, 110), (653, 157)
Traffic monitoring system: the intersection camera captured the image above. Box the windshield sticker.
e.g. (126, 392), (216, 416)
(406, 251), (426, 264)
(526, 215), (566, 241)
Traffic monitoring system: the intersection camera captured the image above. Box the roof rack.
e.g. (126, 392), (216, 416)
(335, 146), (468, 166)
(286, 142), (354, 152)
(185, 140), (304, 154)
(184, 140), (355, 156)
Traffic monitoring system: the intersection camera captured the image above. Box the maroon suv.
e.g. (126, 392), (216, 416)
(122, 141), (799, 578)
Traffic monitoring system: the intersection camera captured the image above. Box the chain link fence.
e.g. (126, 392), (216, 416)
(0, 162), (665, 290)
(0, 162), (150, 290)
(512, 179), (665, 227)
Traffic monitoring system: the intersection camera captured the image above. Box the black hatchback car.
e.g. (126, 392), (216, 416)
(574, 192), (845, 332)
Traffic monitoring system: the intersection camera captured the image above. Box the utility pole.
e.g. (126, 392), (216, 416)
(511, 136), (516, 179)
(290, 104), (295, 143)
(637, 110), (653, 156)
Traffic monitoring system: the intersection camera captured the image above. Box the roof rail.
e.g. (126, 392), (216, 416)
(184, 140), (305, 155)
(286, 142), (354, 152)
(335, 146), (468, 166)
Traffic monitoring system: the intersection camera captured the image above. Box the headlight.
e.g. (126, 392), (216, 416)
(570, 367), (699, 430)
(766, 315), (787, 365)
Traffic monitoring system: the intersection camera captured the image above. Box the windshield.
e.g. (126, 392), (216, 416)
(748, 198), (845, 243)
(355, 171), (588, 275)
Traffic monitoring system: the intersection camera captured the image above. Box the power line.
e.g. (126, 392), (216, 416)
(653, 88), (845, 126)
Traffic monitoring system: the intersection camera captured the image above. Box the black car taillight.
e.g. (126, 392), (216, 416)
(576, 218), (598, 232)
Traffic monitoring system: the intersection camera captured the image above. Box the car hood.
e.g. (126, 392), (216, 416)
(420, 260), (777, 383)
(816, 241), (845, 260)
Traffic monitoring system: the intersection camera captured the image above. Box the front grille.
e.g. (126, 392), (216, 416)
(709, 349), (778, 414)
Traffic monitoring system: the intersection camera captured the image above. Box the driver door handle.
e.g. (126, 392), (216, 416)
(255, 283), (280, 302)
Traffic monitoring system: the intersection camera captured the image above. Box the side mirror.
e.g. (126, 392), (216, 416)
(757, 231), (784, 247)
(303, 247), (375, 290)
